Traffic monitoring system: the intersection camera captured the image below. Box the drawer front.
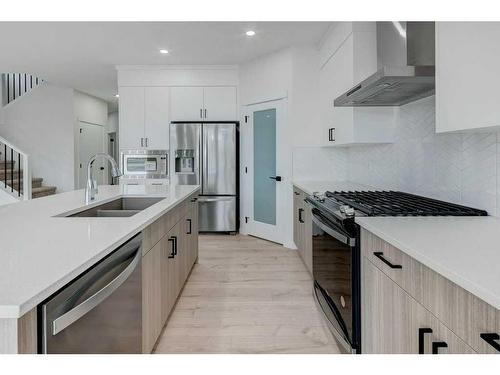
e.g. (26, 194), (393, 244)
(471, 296), (500, 353)
(361, 228), (499, 354)
(361, 229), (423, 302)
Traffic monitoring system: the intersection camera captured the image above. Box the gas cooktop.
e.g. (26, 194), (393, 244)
(311, 190), (488, 218)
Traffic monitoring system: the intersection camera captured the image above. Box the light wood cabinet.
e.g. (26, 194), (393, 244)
(141, 193), (199, 353)
(362, 257), (474, 354)
(142, 238), (163, 354)
(361, 228), (499, 354)
(293, 186), (312, 274)
(436, 22), (500, 133)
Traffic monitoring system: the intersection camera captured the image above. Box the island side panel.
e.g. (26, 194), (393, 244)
(0, 308), (37, 354)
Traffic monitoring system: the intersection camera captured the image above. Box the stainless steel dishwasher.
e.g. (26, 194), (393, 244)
(40, 233), (142, 354)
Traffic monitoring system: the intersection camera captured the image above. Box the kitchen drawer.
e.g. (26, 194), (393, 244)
(471, 295), (500, 353)
(361, 229), (424, 302)
(361, 228), (500, 354)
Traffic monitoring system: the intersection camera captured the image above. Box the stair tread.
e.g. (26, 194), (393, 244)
(32, 186), (56, 192)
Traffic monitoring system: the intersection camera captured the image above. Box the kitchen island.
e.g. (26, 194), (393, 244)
(0, 184), (200, 353)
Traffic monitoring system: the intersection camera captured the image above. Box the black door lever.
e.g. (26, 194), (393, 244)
(269, 176), (282, 182)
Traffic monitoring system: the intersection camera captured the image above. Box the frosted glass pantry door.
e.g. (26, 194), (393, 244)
(243, 99), (285, 244)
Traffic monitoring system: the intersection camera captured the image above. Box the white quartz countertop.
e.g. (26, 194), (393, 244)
(356, 216), (500, 310)
(0, 184), (200, 318)
(292, 180), (374, 196)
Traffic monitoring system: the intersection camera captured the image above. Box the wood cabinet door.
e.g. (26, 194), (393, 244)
(302, 201), (313, 275)
(362, 257), (414, 353)
(144, 87), (170, 149)
(119, 86), (145, 150)
(203, 86), (237, 121)
(170, 87), (204, 121)
(191, 198), (199, 264)
(362, 257), (476, 354)
(142, 240), (163, 353)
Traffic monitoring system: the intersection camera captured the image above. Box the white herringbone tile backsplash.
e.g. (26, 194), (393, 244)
(344, 96), (500, 216)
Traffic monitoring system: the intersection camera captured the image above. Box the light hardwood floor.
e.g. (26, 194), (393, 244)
(154, 234), (340, 354)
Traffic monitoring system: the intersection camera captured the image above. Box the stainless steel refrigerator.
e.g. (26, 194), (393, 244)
(170, 122), (238, 232)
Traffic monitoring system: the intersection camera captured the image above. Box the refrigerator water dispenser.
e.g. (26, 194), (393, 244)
(175, 149), (195, 174)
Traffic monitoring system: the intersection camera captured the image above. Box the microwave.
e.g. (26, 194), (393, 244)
(121, 150), (168, 179)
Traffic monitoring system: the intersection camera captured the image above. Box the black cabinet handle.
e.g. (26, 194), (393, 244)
(168, 237), (175, 258)
(187, 219), (192, 234)
(294, 191), (300, 196)
(480, 333), (500, 352)
(191, 197), (198, 202)
(373, 252), (402, 269)
(172, 235), (178, 256)
(328, 128), (335, 142)
(269, 176), (282, 182)
(418, 328), (433, 354)
(432, 341), (448, 354)
(298, 208), (304, 223)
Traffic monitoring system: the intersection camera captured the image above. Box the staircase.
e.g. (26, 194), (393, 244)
(0, 138), (57, 200)
(0, 162), (56, 198)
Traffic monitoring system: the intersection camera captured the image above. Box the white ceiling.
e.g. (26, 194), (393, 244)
(0, 22), (331, 107)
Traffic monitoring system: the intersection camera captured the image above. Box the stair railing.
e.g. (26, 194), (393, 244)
(0, 135), (31, 200)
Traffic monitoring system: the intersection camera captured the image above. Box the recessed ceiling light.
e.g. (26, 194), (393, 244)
(114, 94), (119, 98)
(246, 30), (256, 37)
(159, 49), (169, 54)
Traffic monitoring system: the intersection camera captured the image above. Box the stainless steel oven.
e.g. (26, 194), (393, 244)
(310, 207), (361, 353)
(121, 149), (168, 179)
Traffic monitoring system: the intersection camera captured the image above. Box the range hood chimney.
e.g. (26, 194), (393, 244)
(334, 22), (435, 107)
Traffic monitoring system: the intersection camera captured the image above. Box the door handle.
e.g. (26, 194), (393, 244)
(418, 328), (433, 354)
(200, 109), (203, 119)
(145, 138), (148, 147)
(140, 138), (144, 147)
(168, 237), (175, 258)
(373, 252), (402, 269)
(480, 333), (500, 352)
(432, 341), (448, 354)
(204, 109), (207, 118)
(269, 176), (282, 182)
(187, 218), (192, 235)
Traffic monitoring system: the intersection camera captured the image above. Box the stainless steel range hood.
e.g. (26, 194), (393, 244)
(334, 22), (435, 107)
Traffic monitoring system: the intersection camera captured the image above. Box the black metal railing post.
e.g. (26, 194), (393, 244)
(18, 153), (21, 196)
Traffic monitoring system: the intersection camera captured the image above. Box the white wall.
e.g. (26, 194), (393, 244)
(73, 91), (109, 187)
(239, 47), (323, 248)
(1, 83), (75, 192)
(107, 111), (119, 134)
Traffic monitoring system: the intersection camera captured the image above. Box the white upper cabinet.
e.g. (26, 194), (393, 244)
(436, 22), (500, 133)
(170, 86), (237, 121)
(203, 87), (237, 121)
(319, 22), (395, 146)
(145, 87), (170, 149)
(119, 86), (145, 150)
(119, 86), (170, 150)
(170, 87), (204, 121)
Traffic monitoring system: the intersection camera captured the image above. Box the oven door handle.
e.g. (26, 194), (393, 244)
(312, 213), (355, 246)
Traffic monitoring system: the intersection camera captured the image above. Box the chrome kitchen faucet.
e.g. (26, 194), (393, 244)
(85, 153), (123, 204)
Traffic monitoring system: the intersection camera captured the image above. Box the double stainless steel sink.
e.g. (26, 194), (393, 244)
(61, 197), (165, 218)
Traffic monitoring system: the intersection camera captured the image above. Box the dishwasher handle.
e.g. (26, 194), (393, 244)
(51, 246), (142, 336)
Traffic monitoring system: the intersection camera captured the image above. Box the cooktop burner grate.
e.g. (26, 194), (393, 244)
(325, 190), (488, 217)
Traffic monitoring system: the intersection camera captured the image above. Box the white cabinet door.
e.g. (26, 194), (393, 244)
(170, 87), (204, 121)
(436, 22), (500, 133)
(319, 35), (354, 146)
(119, 86), (145, 150)
(145, 87), (170, 149)
(203, 87), (237, 121)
